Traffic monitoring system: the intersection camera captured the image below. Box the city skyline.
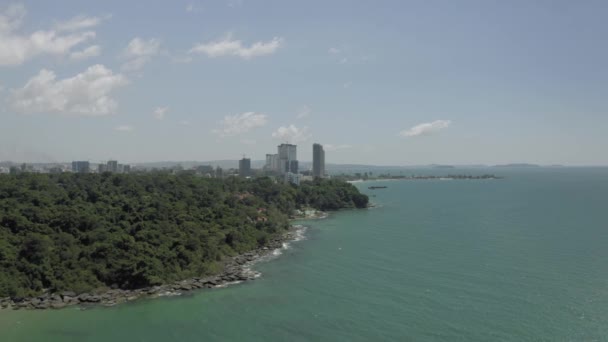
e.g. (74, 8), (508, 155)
(1, 1), (608, 166)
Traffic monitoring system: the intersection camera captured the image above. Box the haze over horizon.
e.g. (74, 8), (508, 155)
(1, 1), (607, 166)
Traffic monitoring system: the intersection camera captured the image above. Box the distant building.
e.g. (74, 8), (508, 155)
(123, 165), (131, 173)
(72, 161), (90, 173)
(48, 167), (63, 174)
(215, 166), (223, 178)
(196, 165), (214, 175)
(107, 160), (118, 173)
(285, 172), (300, 185)
(313, 143), (325, 178)
(239, 158), (251, 177)
(288, 160), (298, 174)
(265, 154), (280, 172)
(278, 143), (297, 174)
(98, 164), (107, 173)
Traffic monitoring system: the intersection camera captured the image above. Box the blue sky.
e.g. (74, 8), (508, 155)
(1, 0), (607, 165)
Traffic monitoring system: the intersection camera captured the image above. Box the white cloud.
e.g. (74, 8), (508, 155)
(121, 37), (161, 71)
(272, 124), (311, 144)
(54, 14), (107, 32)
(241, 138), (256, 145)
(124, 37), (160, 57)
(178, 120), (190, 126)
(343, 82), (352, 88)
(325, 144), (352, 152)
(153, 106), (168, 120)
(0, 3), (26, 32)
(0, 4), (99, 66)
(114, 125), (133, 132)
(10, 64), (128, 116)
(296, 105), (311, 119)
(400, 120), (451, 137)
(69, 44), (100, 61)
(190, 35), (283, 59)
(328, 47), (340, 54)
(213, 112), (267, 136)
(186, 3), (203, 12)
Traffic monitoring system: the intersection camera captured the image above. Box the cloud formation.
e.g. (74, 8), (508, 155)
(69, 45), (100, 61)
(186, 3), (203, 13)
(114, 125), (133, 132)
(121, 37), (161, 71)
(213, 112), (268, 136)
(296, 105), (311, 119)
(54, 14), (107, 32)
(153, 106), (168, 120)
(0, 4), (100, 66)
(328, 47), (340, 54)
(400, 120), (451, 137)
(190, 35), (283, 59)
(272, 124), (311, 144)
(10, 64), (128, 116)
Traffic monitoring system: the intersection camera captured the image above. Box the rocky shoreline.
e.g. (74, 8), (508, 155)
(0, 227), (301, 311)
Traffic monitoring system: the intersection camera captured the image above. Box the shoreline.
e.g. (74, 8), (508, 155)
(0, 225), (310, 311)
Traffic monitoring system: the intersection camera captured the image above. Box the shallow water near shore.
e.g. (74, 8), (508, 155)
(2, 167), (608, 341)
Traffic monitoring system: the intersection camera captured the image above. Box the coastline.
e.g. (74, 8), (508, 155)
(0, 224), (311, 311)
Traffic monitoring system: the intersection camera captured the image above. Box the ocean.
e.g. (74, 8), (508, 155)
(1, 167), (607, 341)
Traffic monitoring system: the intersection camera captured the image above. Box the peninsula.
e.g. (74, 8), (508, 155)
(0, 173), (368, 309)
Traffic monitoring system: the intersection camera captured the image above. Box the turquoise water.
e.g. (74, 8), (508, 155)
(1, 167), (608, 341)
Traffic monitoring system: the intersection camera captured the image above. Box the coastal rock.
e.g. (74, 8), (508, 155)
(2, 226), (301, 310)
(51, 302), (66, 309)
(61, 291), (76, 298)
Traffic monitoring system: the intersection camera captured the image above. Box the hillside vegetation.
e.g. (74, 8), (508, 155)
(0, 173), (368, 297)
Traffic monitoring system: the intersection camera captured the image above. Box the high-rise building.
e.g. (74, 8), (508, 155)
(98, 164), (107, 173)
(277, 144), (297, 174)
(107, 160), (118, 173)
(239, 158), (251, 177)
(313, 143), (325, 178)
(289, 160), (298, 174)
(265, 154), (280, 172)
(285, 172), (301, 185)
(72, 161), (90, 173)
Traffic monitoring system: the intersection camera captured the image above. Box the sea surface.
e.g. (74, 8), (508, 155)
(1, 167), (608, 341)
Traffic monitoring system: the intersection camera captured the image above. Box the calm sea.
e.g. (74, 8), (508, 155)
(1, 167), (607, 341)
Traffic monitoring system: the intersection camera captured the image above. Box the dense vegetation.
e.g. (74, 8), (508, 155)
(0, 173), (367, 297)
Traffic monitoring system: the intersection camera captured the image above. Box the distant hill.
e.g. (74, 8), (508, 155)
(493, 163), (540, 168)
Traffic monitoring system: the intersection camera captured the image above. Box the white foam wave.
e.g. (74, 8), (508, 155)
(157, 291), (182, 297)
(214, 280), (243, 288)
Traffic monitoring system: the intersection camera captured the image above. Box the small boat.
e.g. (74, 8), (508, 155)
(368, 186), (387, 190)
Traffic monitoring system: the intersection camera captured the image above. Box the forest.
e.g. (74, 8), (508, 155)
(0, 173), (368, 298)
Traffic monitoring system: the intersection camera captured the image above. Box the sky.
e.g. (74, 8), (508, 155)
(0, 0), (607, 166)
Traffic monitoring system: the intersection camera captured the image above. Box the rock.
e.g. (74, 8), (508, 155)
(179, 284), (192, 291)
(88, 295), (101, 303)
(61, 291), (76, 298)
(34, 301), (50, 309)
(78, 293), (91, 302)
(51, 302), (66, 309)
